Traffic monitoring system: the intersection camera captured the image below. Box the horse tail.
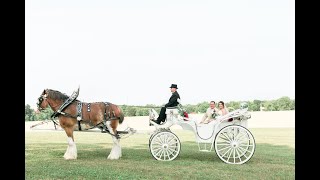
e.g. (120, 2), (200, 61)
(119, 107), (124, 124)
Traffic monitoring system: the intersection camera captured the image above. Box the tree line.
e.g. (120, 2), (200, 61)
(25, 96), (294, 121)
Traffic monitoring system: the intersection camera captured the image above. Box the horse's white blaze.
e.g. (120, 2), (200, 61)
(64, 137), (77, 160)
(106, 122), (121, 160)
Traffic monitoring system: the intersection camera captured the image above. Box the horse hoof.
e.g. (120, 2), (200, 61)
(107, 154), (119, 160)
(64, 155), (77, 160)
(64, 157), (77, 160)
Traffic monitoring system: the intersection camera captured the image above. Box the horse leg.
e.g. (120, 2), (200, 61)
(111, 120), (122, 158)
(63, 127), (77, 160)
(106, 120), (121, 160)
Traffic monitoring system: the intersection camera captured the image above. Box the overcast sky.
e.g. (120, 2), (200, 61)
(26, 0), (294, 109)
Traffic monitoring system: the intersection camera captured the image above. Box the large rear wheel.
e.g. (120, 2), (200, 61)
(214, 125), (255, 164)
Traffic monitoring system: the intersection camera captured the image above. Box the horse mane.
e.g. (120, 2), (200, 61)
(46, 89), (69, 101)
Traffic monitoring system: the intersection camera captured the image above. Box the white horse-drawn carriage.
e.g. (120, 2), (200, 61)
(148, 102), (255, 164)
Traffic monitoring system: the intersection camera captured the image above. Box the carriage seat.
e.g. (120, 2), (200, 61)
(165, 107), (180, 115)
(165, 106), (189, 120)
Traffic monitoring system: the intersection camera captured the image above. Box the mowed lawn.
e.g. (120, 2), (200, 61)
(25, 128), (294, 180)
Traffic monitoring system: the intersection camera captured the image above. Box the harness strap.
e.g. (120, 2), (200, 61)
(87, 103), (91, 112)
(102, 102), (110, 132)
(76, 102), (83, 131)
(77, 102), (83, 121)
(57, 112), (77, 119)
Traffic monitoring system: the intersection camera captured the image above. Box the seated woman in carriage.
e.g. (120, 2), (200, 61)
(217, 101), (229, 116)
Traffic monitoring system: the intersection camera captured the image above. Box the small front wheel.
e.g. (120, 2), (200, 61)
(149, 131), (181, 161)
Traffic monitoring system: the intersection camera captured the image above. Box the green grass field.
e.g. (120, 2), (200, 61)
(25, 128), (294, 180)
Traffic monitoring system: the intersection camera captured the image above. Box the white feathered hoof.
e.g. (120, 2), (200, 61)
(63, 138), (77, 160)
(107, 145), (121, 160)
(64, 153), (77, 160)
(63, 148), (77, 160)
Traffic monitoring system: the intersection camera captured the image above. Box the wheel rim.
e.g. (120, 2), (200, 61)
(150, 131), (181, 161)
(214, 125), (255, 164)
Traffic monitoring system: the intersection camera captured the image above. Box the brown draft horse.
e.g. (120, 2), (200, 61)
(37, 88), (124, 160)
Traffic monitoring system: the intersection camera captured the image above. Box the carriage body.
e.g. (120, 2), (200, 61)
(148, 103), (256, 164)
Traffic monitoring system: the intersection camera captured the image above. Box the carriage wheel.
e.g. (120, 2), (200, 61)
(149, 131), (181, 161)
(214, 125), (255, 164)
(149, 129), (171, 147)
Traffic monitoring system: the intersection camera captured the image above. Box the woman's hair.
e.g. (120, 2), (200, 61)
(218, 101), (225, 108)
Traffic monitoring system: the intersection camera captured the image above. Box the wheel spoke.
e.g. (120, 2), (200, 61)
(156, 136), (163, 144)
(161, 135), (166, 144)
(221, 132), (232, 142)
(217, 145), (231, 152)
(234, 130), (245, 141)
(216, 143), (231, 146)
(168, 146), (178, 152)
(166, 149), (171, 159)
(226, 148), (233, 162)
(152, 142), (163, 146)
(235, 148), (242, 161)
(167, 148), (174, 156)
(168, 139), (178, 145)
(233, 149), (236, 163)
(236, 146), (245, 156)
(167, 137), (176, 144)
(164, 134), (170, 144)
(159, 151), (164, 159)
(168, 145), (177, 149)
(155, 148), (162, 157)
(238, 146), (252, 158)
(218, 136), (230, 143)
(153, 147), (162, 151)
(221, 147), (232, 157)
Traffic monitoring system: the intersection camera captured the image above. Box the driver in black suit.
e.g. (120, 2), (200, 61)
(151, 84), (180, 124)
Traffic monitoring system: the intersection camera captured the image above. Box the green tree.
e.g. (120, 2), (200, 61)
(195, 101), (209, 113)
(34, 107), (54, 120)
(184, 104), (196, 113)
(135, 108), (147, 116)
(125, 107), (137, 116)
(276, 96), (293, 110)
(25, 104), (35, 121)
(291, 100), (295, 110)
(226, 101), (240, 111)
(252, 100), (262, 111)
(264, 101), (276, 111)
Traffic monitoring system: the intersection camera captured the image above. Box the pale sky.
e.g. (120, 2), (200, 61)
(26, 0), (295, 109)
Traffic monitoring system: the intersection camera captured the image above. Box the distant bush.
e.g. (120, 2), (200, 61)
(25, 96), (295, 121)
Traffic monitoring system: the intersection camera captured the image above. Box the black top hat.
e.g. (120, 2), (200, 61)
(169, 84), (178, 89)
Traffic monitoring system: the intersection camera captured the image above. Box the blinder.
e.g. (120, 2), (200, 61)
(37, 95), (46, 111)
